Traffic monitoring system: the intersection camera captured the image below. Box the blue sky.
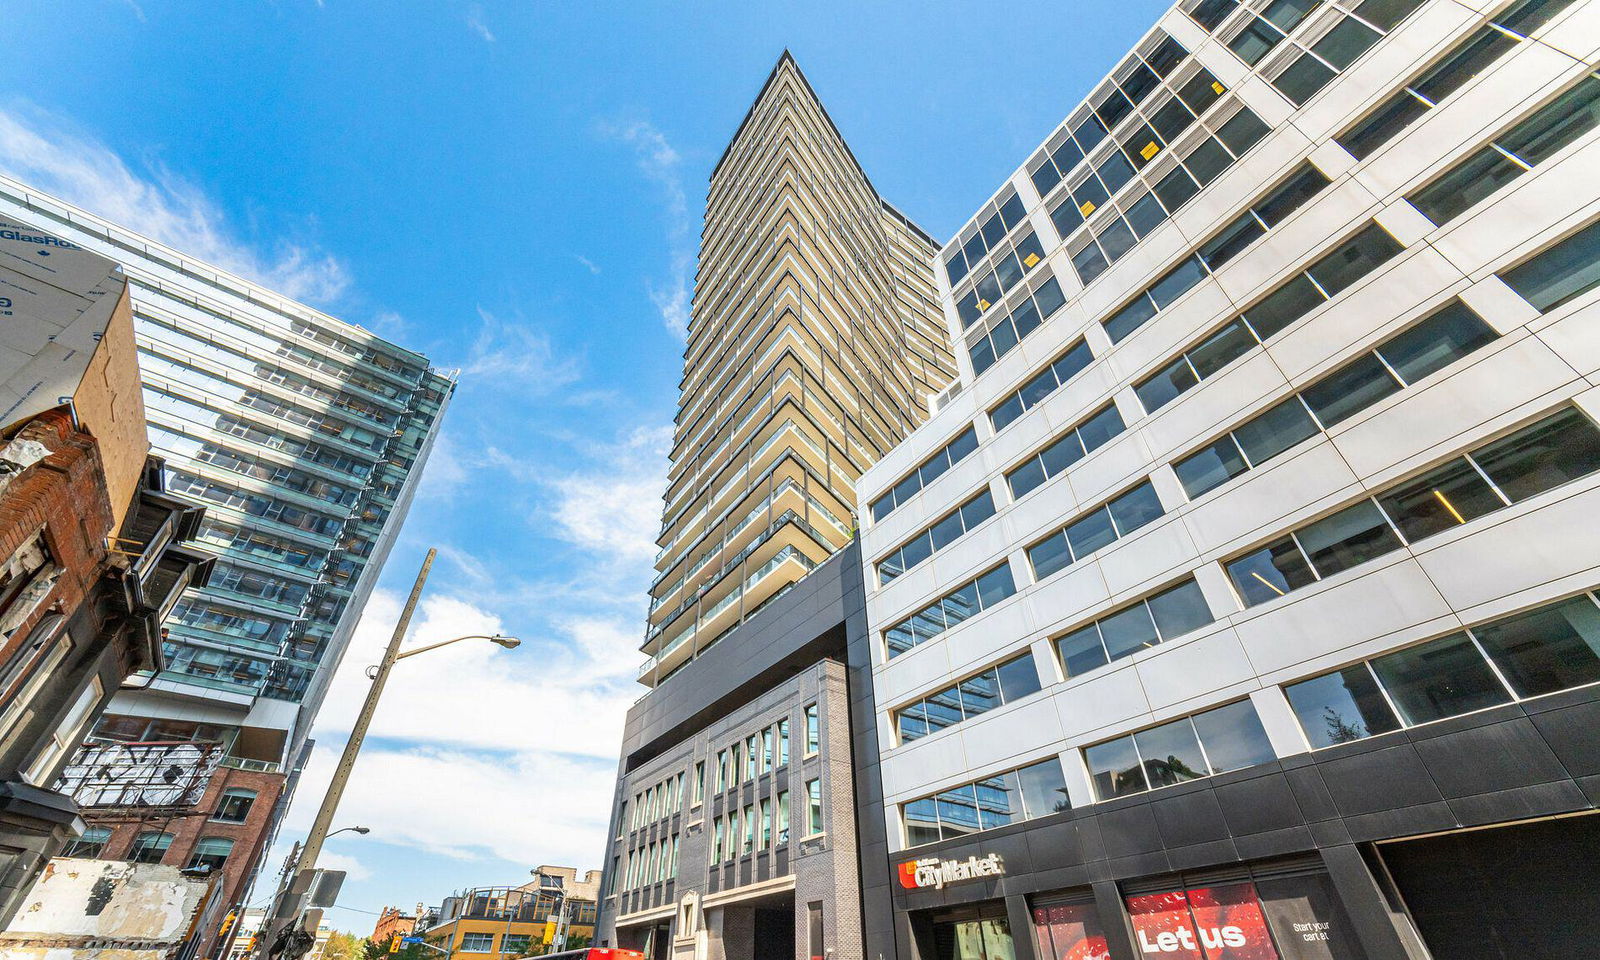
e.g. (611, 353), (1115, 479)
(1, 0), (1164, 931)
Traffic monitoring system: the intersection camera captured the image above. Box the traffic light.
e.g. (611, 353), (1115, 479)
(389, 935), (401, 953)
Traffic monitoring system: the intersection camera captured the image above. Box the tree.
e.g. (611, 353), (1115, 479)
(321, 931), (368, 960)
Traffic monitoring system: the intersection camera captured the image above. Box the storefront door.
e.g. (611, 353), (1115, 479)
(925, 903), (1017, 960)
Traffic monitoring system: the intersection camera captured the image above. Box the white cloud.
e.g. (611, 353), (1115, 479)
(309, 591), (635, 754)
(466, 5), (495, 42)
(0, 103), (351, 304)
(460, 306), (583, 389)
(289, 743), (613, 866)
(575, 254), (601, 275)
(316, 851), (372, 883)
(601, 119), (694, 338)
(548, 424), (670, 570)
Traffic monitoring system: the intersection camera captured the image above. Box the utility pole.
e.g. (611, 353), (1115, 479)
(255, 549), (435, 959)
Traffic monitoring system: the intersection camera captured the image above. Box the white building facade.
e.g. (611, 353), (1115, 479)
(857, 0), (1600, 956)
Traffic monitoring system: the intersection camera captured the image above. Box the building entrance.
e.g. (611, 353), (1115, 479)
(1380, 814), (1600, 959)
(918, 902), (1017, 960)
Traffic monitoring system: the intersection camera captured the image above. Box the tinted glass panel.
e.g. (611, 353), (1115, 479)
(1134, 719), (1208, 786)
(1074, 114), (1108, 152)
(1228, 537), (1317, 605)
(1066, 507), (1118, 558)
(1099, 603), (1161, 660)
(1309, 224), (1402, 296)
(1095, 87), (1134, 129)
(1109, 483), (1164, 534)
(1051, 138), (1085, 177)
(1079, 404), (1125, 450)
(1058, 625), (1110, 678)
(1297, 500), (1402, 576)
(1009, 458), (1047, 498)
(1244, 273), (1324, 339)
(1030, 534), (1073, 580)
(1265, 0), (1320, 28)
(1472, 596), (1600, 698)
(1191, 0), (1239, 29)
(1191, 700), (1276, 771)
(1497, 0), (1579, 35)
(1121, 64), (1162, 105)
(1503, 76), (1600, 166)
(1050, 199), (1085, 238)
(1184, 137), (1232, 185)
(1314, 17), (1380, 70)
(1147, 36), (1188, 76)
(1370, 633), (1511, 724)
(1340, 91), (1428, 159)
(1275, 54), (1338, 106)
(944, 582), (979, 627)
(1471, 409), (1600, 502)
(1137, 357), (1198, 412)
(1380, 301), (1495, 383)
(991, 395), (1023, 430)
(1147, 580), (1214, 639)
(1354, 0), (1424, 30)
(1302, 353), (1400, 426)
(1034, 277), (1067, 318)
(1151, 98), (1196, 142)
(962, 491), (996, 530)
(1031, 160), (1062, 198)
(1230, 18), (1284, 65)
(1149, 255), (1209, 308)
(1199, 214), (1265, 270)
(1125, 192), (1168, 237)
(981, 213), (1006, 249)
(1410, 144), (1523, 224)
(1086, 737), (1147, 798)
(1176, 437), (1247, 498)
(1017, 760), (1071, 817)
(1233, 396), (1318, 465)
(1072, 240), (1110, 285)
(929, 511), (965, 551)
(1189, 319), (1258, 375)
(1155, 165), (1200, 210)
(1178, 69), (1226, 114)
(976, 565), (1017, 608)
(1098, 151), (1137, 194)
(1105, 295), (1157, 343)
(1219, 107), (1272, 154)
(1054, 342), (1094, 384)
(1098, 218), (1138, 262)
(1286, 666), (1402, 747)
(1377, 458), (1504, 542)
(1415, 28), (1514, 102)
(1500, 219), (1600, 312)
(997, 654), (1043, 702)
(1257, 164), (1331, 227)
(1040, 432), (1086, 476)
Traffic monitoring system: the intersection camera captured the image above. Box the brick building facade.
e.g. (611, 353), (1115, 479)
(0, 217), (214, 925)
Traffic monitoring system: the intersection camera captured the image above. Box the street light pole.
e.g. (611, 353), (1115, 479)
(255, 548), (435, 958)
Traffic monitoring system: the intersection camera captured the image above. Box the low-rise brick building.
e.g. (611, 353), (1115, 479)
(0, 217), (213, 926)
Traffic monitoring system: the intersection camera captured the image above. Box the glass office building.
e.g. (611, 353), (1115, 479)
(855, 0), (1600, 956)
(0, 173), (452, 941)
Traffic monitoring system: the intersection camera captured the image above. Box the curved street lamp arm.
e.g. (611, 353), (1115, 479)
(394, 634), (512, 661)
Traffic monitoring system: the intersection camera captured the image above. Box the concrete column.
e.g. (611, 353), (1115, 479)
(1319, 844), (1430, 960)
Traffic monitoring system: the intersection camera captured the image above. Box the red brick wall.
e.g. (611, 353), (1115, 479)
(89, 764), (287, 920)
(0, 409), (116, 673)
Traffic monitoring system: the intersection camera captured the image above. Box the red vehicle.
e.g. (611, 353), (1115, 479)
(539, 950), (645, 960)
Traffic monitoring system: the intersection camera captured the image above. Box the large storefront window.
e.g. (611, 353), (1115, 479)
(1030, 900), (1109, 960)
(1116, 866), (1361, 959)
(926, 903), (1017, 960)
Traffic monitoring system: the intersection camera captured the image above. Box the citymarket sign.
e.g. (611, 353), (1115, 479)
(898, 853), (1005, 890)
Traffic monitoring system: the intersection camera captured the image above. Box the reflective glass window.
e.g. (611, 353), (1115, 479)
(1369, 633), (1511, 724)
